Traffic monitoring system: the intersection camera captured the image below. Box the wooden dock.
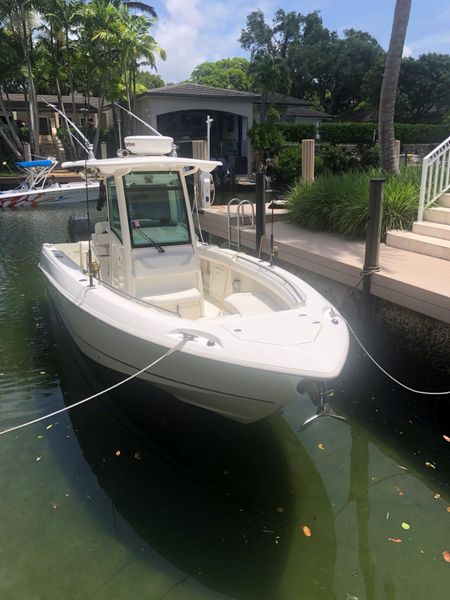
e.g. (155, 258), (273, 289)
(199, 204), (450, 324)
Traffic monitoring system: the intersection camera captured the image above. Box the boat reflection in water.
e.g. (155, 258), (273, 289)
(52, 314), (338, 599)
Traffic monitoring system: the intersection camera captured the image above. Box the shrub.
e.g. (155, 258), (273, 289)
(248, 123), (285, 155)
(287, 166), (421, 239)
(319, 144), (360, 173)
(359, 144), (380, 169)
(274, 145), (301, 188)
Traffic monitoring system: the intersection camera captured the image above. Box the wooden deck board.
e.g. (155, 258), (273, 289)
(199, 207), (450, 324)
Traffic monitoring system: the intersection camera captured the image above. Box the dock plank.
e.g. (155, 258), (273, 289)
(199, 207), (450, 324)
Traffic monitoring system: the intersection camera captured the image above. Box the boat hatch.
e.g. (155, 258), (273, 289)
(222, 311), (322, 346)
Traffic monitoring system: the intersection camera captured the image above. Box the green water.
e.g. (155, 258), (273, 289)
(0, 204), (449, 600)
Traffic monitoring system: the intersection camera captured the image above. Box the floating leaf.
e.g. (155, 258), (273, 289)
(318, 443), (325, 450)
(443, 551), (450, 563)
(301, 525), (312, 537)
(447, 507), (450, 513)
(443, 435), (450, 443)
(401, 522), (410, 530)
(388, 538), (402, 543)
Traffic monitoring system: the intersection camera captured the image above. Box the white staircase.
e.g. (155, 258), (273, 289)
(387, 135), (450, 261)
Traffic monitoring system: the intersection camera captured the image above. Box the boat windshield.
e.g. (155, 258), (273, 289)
(123, 171), (191, 248)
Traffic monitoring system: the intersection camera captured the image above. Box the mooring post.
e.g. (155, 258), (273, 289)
(301, 139), (315, 182)
(363, 178), (384, 328)
(363, 178), (384, 291)
(255, 172), (266, 255)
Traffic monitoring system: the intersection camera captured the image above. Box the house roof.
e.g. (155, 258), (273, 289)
(1, 93), (99, 112)
(265, 92), (311, 107)
(286, 106), (333, 119)
(140, 83), (261, 101)
(140, 85), (316, 110)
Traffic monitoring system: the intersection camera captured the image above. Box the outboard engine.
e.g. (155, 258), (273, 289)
(67, 213), (94, 242)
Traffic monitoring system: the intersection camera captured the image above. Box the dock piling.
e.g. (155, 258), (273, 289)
(363, 178), (385, 330)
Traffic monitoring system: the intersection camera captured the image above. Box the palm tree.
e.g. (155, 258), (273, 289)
(117, 5), (165, 119)
(0, 0), (42, 156)
(378, 0), (412, 174)
(0, 27), (24, 158)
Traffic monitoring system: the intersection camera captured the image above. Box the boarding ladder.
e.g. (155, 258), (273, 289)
(227, 198), (255, 250)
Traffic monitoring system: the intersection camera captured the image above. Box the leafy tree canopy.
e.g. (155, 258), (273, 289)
(190, 58), (251, 91)
(136, 71), (165, 90)
(240, 9), (384, 115)
(396, 53), (450, 123)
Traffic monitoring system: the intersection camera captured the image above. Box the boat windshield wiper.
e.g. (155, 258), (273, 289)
(132, 226), (165, 253)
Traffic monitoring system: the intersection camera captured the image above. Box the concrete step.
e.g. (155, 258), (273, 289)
(438, 192), (450, 207)
(386, 230), (450, 261)
(413, 220), (450, 241)
(423, 206), (450, 225)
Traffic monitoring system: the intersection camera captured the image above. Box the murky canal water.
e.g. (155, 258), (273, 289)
(0, 202), (449, 600)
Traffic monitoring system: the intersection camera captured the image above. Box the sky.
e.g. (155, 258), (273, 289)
(147, 0), (450, 84)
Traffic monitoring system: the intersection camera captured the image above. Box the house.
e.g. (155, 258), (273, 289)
(125, 83), (332, 175)
(262, 92), (333, 124)
(0, 93), (99, 160)
(1, 85), (331, 171)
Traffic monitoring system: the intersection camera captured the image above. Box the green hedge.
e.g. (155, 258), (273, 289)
(275, 122), (449, 145)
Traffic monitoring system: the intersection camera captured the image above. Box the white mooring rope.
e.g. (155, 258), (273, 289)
(0, 338), (188, 436)
(345, 319), (450, 396)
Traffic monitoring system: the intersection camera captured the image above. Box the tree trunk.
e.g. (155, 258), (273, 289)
(0, 89), (23, 156)
(378, 0), (411, 175)
(19, 14), (39, 157)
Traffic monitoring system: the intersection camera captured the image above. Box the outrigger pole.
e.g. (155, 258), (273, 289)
(42, 99), (95, 160)
(113, 103), (162, 137)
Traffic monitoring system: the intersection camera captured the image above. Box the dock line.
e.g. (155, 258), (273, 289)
(345, 319), (450, 396)
(0, 337), (189, 437)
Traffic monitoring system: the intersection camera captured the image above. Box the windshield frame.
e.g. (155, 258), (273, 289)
(123, 170), (192, 250)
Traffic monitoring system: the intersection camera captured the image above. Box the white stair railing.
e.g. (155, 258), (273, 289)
(418, 134), (450, 221)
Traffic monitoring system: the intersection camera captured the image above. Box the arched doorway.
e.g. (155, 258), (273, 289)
(157, 109), (248, 175)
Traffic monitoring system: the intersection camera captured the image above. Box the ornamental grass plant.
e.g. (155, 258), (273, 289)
(287, 166), (421, 240)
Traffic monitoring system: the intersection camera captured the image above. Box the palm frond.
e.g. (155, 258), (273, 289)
(123, 2), (157, 18)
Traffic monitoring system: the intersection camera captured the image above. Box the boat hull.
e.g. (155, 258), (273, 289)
(0, 182), (99, 208)
(47, 283), (298, 423)
(40, 242), (349, 423)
